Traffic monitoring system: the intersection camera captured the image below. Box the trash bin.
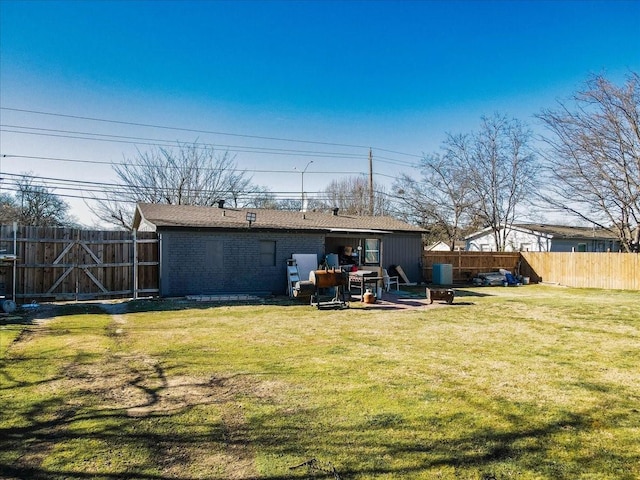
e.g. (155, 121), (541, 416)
(432, 264), (453, 285)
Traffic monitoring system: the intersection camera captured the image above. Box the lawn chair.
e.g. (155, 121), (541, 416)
(383, 268), (400, 291)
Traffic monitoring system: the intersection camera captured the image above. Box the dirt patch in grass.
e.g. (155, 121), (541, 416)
(19, 305), (281, 479)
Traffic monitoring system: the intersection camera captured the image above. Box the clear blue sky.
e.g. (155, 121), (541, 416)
(1, 0), (639, 225)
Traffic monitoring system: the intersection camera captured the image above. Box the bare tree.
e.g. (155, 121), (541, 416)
(444, 114), (538, 251)
(537, 73), (640, 252)
(2, 175), (73, 226)
(90, 142), (267, 230)
(0, 193), (20, 224)
(394, 153), (476, 250)
(321, 176), (388, 215)
(242, 187), (280, 209)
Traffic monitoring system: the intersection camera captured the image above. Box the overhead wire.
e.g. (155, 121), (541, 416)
(1, 107), (424, 158)
(1, 107), (425, 169)
(0, 107), (427, 211)
(1, 153), (367, 175)
(1, 124), (371, 160)
(1, 171), (399, 204)
(1, 126), (420, 168)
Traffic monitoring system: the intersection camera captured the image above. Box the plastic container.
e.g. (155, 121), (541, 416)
(432, 264), (453, 285)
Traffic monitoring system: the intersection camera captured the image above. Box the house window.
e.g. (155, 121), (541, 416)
(364, 238), (380, 265)
(577, 243), (587, 252)
(260, 240), (276, 266)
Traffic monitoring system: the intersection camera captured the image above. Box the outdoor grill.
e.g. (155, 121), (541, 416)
(306, 268), (349, 309)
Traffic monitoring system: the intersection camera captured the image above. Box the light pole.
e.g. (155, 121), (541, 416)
(295, 160), (313, 211)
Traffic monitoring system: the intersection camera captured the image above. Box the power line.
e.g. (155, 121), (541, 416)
(1, 127), (421, 168)
(1, 171), (400, 205)
(1, 124), (371, 160)
(1, 153), (367, 175)
(1, 107), (422, 158)
(1, 171), (386, 196)
(1, 107), (426, 206)
(1, 107), (425, 168)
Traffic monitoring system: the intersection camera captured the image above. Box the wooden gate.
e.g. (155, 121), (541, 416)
(0, 226), (158, 301)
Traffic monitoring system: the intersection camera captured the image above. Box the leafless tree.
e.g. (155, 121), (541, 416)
(394, 153), (477, 250)
(537, 73), (640, 252)
(444, 114), (538, 251)
(90, 142), (267, 230)
(0, 193), (20, 224)
(2, 175), (73, 226)
(321, 176), (388, 215)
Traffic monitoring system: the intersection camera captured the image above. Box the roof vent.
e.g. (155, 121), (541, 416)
(332, 208), (339, 216)
(217, 200), (225, 209)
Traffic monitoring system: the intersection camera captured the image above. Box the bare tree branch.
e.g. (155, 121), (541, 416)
(320, 176), (388, 216)
(89, 142), (268, 230)
(537, 73), (640, 252)
(443, 114), (538, 251)
(2, 175), (74, 227)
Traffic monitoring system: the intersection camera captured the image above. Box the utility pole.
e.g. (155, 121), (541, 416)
(295, 160), (313, 212)
(368, 148), (374, 215)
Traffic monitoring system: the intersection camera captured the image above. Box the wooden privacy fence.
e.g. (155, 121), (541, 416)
(0, 225), (159, 302)
(422, 251), (522, 283)
(423, 250), (639, 290)
(520, 252), (640, 290)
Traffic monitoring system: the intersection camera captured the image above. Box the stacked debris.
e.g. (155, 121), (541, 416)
(472, 269), (522, 286)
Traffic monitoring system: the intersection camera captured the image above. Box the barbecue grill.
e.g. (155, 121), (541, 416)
(306, 268), (349, 309)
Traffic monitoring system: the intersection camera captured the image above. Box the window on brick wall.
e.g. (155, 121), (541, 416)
(260, 240), (276, 266)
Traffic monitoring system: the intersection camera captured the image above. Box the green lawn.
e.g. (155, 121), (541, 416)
(1, 285), (639, 479)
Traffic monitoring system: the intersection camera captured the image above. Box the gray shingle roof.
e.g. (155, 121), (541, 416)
(514, 224), (620, 239)
(134, 203), (425, 234)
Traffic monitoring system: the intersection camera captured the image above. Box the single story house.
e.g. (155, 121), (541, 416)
(465, 224), (622, 252)
(133, 203), (426, 297)
(425, 240), (465, 252)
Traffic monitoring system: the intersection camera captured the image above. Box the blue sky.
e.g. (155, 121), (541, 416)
(1, 0), (639, 225)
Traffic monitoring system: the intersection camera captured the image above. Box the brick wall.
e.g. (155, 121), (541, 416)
(160, 230), (325, 296)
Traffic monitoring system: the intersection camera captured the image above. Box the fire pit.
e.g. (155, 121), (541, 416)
(426, 287), (455, 304)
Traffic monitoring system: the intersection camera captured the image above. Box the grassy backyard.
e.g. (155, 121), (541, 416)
(1, 285), (639, 479)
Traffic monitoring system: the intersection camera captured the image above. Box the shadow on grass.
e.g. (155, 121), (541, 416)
(4, 297), (301, 322)
(2, 374), (638, 480)
(11, 289), (487, 318)
(0, 362), (307, 480)
(3, 296), (638, 479)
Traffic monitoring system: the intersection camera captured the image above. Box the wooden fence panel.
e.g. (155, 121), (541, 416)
(422, 251), (521, 283)
(421, 250), (638, 290)
(0, 225), (159, 302)
(521, 252), (640, 290)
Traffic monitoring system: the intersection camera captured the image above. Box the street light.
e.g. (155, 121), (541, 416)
(295, 160), (313, 211)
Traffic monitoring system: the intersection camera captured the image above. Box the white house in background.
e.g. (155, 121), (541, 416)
(465, 224), (622, 252)
(425, 241), (466, 251)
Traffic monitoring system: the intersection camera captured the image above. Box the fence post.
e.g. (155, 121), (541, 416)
(133, 229), (138, 300)
(12, 222), (17, 303)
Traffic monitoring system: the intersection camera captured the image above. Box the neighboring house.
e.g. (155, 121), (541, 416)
(425, 241), (465, 252)
(465, 224), (622, 252)
(133, 203), (426, 297)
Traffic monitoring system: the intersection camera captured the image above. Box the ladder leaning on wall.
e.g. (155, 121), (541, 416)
(286, 259), (300, 298)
